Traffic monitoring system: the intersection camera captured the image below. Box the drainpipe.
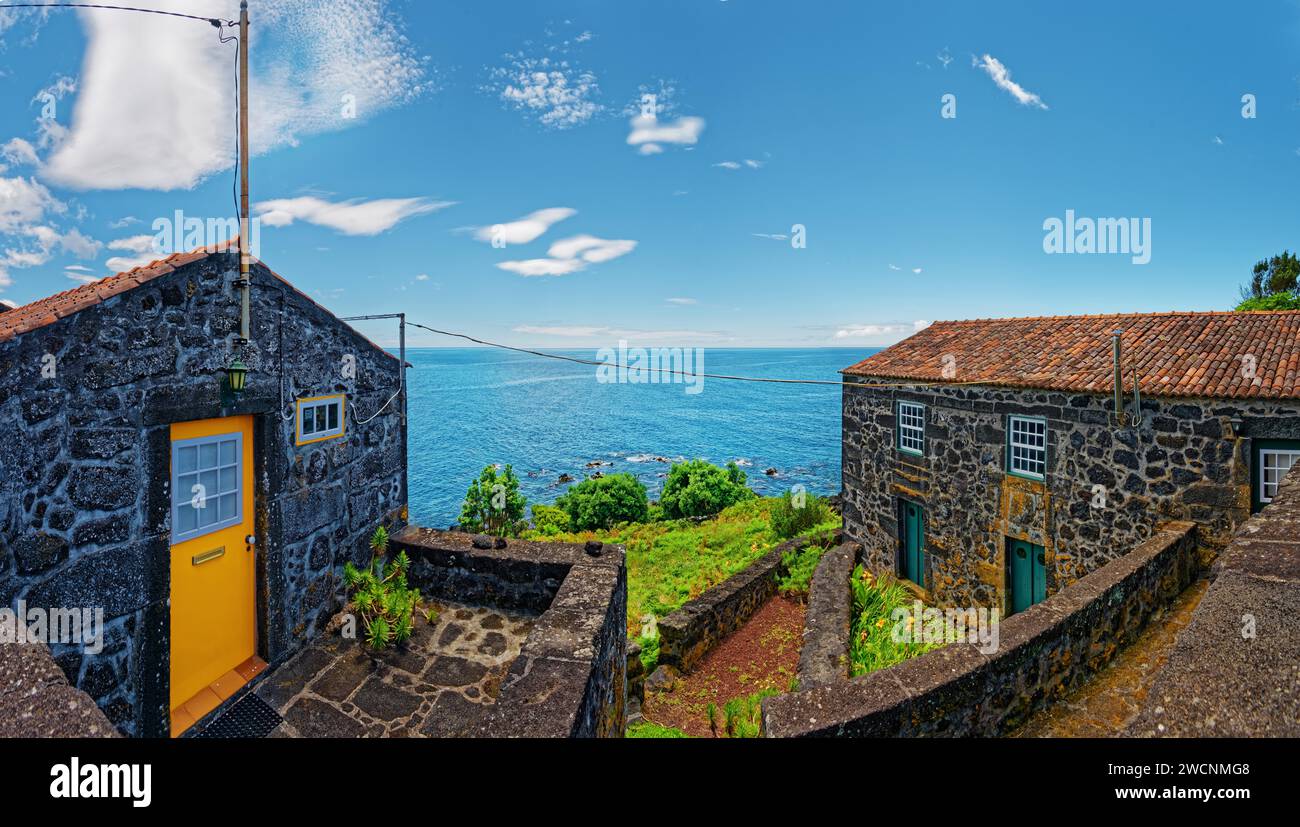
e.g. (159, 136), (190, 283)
(1112, 329), (1124, 425)
(237, 0), (251, 343)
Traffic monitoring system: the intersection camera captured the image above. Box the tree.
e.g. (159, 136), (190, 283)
(1237, 251), (1300, 310)
(555, 473), (649, 530)
(459, 464), (527, 537)
(659, 459), (754, 519)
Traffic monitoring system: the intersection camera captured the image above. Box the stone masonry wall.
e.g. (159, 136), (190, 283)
(0, 252), (406, 736)
(763, 521), (1199, 737)
(842, 379), (1299, 610)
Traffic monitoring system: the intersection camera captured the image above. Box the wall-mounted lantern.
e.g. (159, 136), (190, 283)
(225, 357), (249, 396)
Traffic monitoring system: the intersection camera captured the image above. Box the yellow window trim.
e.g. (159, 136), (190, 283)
(295, 393), (347, 446)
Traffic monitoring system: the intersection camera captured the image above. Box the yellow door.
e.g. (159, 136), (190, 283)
(169, 416), (256, 719)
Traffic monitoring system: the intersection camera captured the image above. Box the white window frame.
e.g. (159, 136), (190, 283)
(297, 394), (345, 444)
(1008, 416), (1047, 480)
(171, 432), (243, 543)
(897, 401), (925, 455)
(1259, 449), (1300, 504)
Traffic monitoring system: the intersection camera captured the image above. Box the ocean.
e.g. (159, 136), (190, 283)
(404, 347), (880, 527)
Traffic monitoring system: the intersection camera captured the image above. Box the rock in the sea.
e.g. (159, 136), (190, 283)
(764, 467), (778, 476)
(558, 473), (574, 483)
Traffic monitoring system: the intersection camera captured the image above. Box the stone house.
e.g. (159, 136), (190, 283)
(840, 311), (1300, 612)
(0, 243), (407, 737)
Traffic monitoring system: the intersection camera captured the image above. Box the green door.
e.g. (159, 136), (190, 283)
(901, 501), (924, 587)
(1008, 538), (1046, 614)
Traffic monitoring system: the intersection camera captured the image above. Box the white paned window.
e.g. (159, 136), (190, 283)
(1008, 416), (1047, 479)
(897, 401), (925, 455)
(297, 395), (344, 444)
(1260, 449), (1300, 504)
(172, 432), (242, 542)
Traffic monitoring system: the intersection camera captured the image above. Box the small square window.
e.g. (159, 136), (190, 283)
(897, 402), (925, 455)
(296, 395), (345, 445)
(1008, 416), (1047, 479)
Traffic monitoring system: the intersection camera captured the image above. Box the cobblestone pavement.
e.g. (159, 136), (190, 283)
(253, 602), (535, 737)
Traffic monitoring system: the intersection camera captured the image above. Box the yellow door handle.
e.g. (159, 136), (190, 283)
(192, 547), (226, 566)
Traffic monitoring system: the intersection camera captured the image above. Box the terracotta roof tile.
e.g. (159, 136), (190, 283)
(843, 311), (1300, 400)
(0, 239), (399, 363)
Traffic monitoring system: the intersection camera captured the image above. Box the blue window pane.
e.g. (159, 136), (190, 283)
(177, 446), (197, 473)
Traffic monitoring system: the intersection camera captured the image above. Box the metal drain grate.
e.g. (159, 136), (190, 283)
(194, 692), (282, 739)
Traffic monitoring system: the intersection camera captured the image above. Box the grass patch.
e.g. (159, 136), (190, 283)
(523, 496), (840, 637)
(626, 721), (690, 738)
(777, 544), (825, 597)
(849, 564), (941, 677)
(720, 687), (780, 738)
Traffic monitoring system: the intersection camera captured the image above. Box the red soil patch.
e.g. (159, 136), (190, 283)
(642, 594), (806, 738)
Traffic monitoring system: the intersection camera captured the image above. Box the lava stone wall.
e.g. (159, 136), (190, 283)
(0, 252), (407, 736)
(841, 378), (1300, 610)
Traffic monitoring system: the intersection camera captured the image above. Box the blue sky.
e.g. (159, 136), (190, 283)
(2, 0), (1299, 347)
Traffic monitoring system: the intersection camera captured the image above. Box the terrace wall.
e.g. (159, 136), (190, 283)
(763, 520), (1198, 737)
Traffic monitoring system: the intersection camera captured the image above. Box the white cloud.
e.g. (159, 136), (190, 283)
(666, 297), (697, 305)
(254, 195), (453, 235)
(485, 51), (602, 129)
(497, 233), (637, 278)
(546, 234), (636, 263)
(639, 143), (664, 155)
(834, 323), (913, 340)
(474, 207), (575, 245)
(0, 175), (61, 232)
(415, 273), (429, 281)
(713, 160), (742, 170)
(42, 0), (433, 190)
(973, 54), (1048, 110)
(110, 215), (140, 228)
(912, 267), (923, 274)
(888, 264), (901, 271)
(513, 324), (723, 342)
(0, 298), (17, 308)
(496, 258), (587, 277)
(626, 114), (705, 152)
(1, 138), (38, 167)
(105, 253), (160, 273)
(913, 319), (932, 331)
(57, 227), (100, 258)
(743, 159), (763, 168)
(107, 234), (157, 254)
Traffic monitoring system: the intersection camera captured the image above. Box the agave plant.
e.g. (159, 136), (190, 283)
(342, 526), (429, 651)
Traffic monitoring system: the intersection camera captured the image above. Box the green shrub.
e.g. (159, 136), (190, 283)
(529, 503), (570, 536)
(626, 721), (690, 738)
(778, 544), (824, 597)
(637, 629), (660, 674)
(342, 527), (429, 650)
(722, 687), (779, 737)
(459, 464), (527, 537)
(1236, 292), (1300, 311)
(771, 489), (832, 540)
(555, 473), (649, 530)
(848, 564), (938, 676)
(659, 459), (754, 519)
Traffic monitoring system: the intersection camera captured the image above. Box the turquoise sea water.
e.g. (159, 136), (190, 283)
(404, 347), (880, 527)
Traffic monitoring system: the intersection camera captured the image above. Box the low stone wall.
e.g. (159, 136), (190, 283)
(764, 521), (1199, 737)
(392, 528), (627, 737)
(1128, 470), (1300, 736)
(796, 542), (859, 689)
(0, 622), (119, 738)
(657, 531), (841, 674)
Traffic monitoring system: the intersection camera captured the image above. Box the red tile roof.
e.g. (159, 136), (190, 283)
(0, 241), (397, 361)
(843, 311), (1300, 400)
(0, 244), (223, 344)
